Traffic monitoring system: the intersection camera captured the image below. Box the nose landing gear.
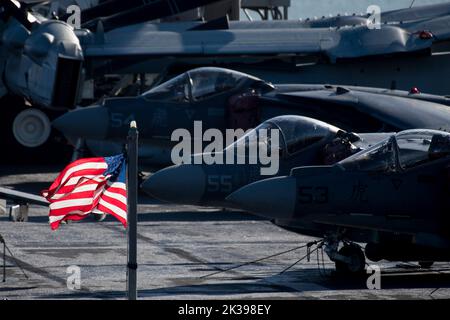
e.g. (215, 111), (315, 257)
(323, 235), (366, 274)
(334, 244), (366, 274)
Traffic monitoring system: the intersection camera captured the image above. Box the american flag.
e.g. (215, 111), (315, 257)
(42, 154), (127, 230)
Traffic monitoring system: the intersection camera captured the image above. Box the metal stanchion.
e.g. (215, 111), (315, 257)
(126, 121), (138, 300)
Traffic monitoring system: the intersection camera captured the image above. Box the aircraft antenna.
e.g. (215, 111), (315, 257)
(410, 0), (416, 8)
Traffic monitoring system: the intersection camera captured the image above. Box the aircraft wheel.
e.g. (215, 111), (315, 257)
(419, 261), (434, 268)
(335, 244), (366, 274)
(0, 95), (72, 164)
(12, 108), (51, 148)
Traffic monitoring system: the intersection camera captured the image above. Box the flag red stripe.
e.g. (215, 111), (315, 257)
(52, 177), (107, 195)
(45, 169), (107, 197)
(45, 158), (105, 192)
(43, 155), (127, 230)
(96, 203), (127, 228)
(49, 202), (98, 217)
(50, 178), (106, 196)
(104, 186), (127, 197)
(99, 194), (127, 212)
(49, 190), (98, 202)
(50, 213), (92, 230)
(45, 179), (107, 203)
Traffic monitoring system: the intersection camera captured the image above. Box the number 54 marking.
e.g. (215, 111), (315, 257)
(298, 186), (329, 204)
(111, 113), (135, 128)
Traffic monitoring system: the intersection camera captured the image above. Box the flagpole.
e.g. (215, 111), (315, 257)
(127, 121), (138, 300)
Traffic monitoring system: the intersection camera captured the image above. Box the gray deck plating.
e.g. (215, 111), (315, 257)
(0, 166), (449, 300)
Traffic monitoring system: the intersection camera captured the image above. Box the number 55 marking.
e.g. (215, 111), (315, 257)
(207, 175), (232, 193)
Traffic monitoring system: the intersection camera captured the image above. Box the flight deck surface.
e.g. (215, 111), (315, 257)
(0, 166), (449, 300)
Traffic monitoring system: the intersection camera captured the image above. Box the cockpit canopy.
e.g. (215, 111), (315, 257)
(225, 115), (342, 157)
(142, 67), (272, 103)
(339, 129), (450, 172)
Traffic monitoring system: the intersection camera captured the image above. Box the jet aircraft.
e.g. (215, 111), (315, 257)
(227, 129), (450, 273)
(141, 115), (393, 207)
(52, 67), (450, 168)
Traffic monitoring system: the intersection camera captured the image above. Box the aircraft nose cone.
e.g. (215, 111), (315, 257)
(141, 164), (206, 205)
(226, 176), (297, 220)
(52, 106), (109, 139)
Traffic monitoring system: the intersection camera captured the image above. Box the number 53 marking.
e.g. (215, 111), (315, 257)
(298, 186), (329, 204)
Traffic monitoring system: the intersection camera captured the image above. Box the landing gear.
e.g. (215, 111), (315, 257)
(323, 235), (366, 275)
(12, 108), (51, 148)
(0, 95), (72, 164)
(335, 244), (366, 274)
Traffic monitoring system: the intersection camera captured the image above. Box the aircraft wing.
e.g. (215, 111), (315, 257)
(0, 186), (48, 207)
(82, 24), (434, 63)
(132, 2), (450, 33)
(83, 26), (332, 57)
(276, 89), (450, 131)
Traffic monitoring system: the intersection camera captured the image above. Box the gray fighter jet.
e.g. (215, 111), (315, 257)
(141, 115), (393, 207)
(226, 129), (450, 273)
(52, 67), (450, 168)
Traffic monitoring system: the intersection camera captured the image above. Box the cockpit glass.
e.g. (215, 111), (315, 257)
(142, 73), (190, 102)
(396, 130), (450, 169)
(142, 68), (259, 103)
(339, 130), (450, 172)
(189, 68), (249, 101)
(224, 121), (285, 158)
(274, 117), (339, 155)
(224, 116), (340, 158)
(339, 137), (396, 172)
